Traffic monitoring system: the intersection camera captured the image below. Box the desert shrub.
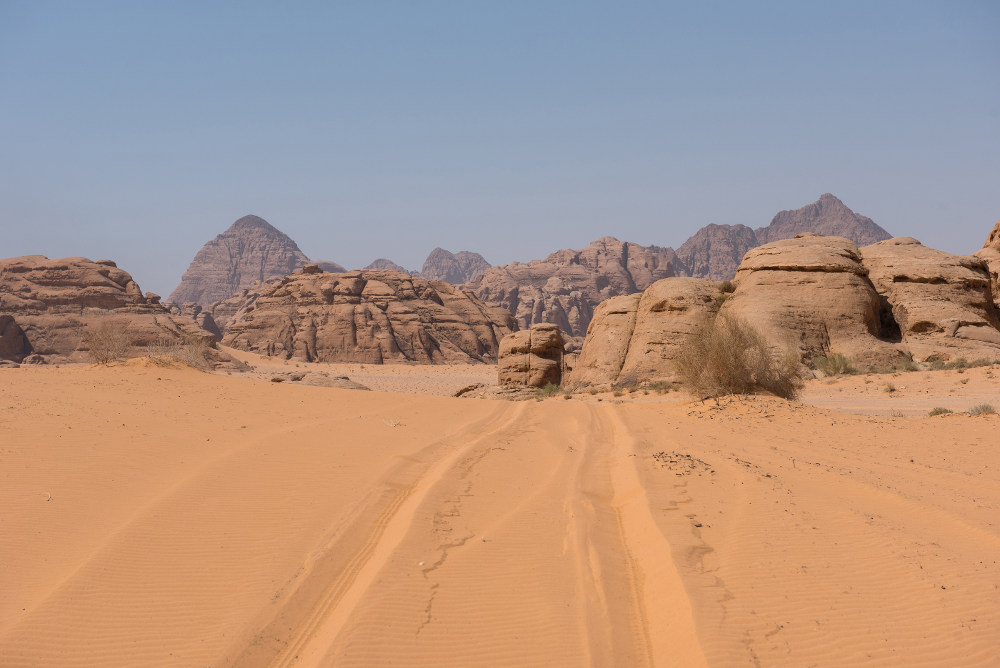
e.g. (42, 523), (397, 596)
(646, 380), (675, 394)
(893, 357), (918, 372)
(928, 407), (952, 416)
(538, 382), (565, 398)
(884, 383), (897, 393)
(144, 335), (211, 370)
(969, 403), (996, 416)
(813, 353), (856, 376)
(718, 280), (736, 294)
(714, 294), (729, 309)
(674, 314), (802, 399)
(84, 320), (133, 364)
(613, 390), (624, 397)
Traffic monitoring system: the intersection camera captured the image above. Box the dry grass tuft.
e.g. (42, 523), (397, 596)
(675, 314), (802, 399)
(84, 320), (134, 364)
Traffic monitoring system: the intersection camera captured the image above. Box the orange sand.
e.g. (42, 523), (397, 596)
(1, 363), (998, 666)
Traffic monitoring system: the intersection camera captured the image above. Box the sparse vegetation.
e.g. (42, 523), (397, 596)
(893, 357), (918, 373)
(928, 407), (952, 416)
(813, 353), (856, 376)
(84, 320), (134, 364)
(675, 314), (803, 399)
(538, 382), (566, 398)
(613, 390), (624, 397)
(718, 280), (736, 294)
(645, 380), (675, 394)
(145, 335), (212, 370)
(884, 383), (897, 393)
(969, 403), (996, 416)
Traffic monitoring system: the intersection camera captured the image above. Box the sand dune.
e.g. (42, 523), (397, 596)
(1, 364), (998, 666)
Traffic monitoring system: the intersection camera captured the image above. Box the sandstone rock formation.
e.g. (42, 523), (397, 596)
(470, 237), (676, 337)
(0, 255), (218, 364)
(719, 234), (902, 367)
(221, 268), (516, 364)
(316, 260), (347, 273)
(165, 302), (223, 340)
(567, 278), (721, 389)
(973, 219), (1000, 302)
(497, 323), (566, 387)
(169, 215), (321, 308)
(671, 194), (892, 280)
(861, 238), (1000, 361)
(420, 248), (491, 284)
(364, 258), (413, 274)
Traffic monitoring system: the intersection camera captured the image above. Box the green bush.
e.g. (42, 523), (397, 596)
(675, 314), (802, 399)
(813, 353), (856, 376)
(538, 383), (565, 398)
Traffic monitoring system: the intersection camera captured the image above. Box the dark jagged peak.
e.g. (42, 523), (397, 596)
(756, 194), (891, 246)
(420, 248), (491, 284)
(168, 215), (313, 308)
(674, 223), (759, 280)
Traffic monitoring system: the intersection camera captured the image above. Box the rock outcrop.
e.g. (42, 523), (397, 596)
(974, 219), (1000, 302)
(567, 278), (721, 389)
(497, 323), (566, 387)
(469, 236), (676, 337)
(420, 248), (491, 284)
(719, 234), (902, 367)
(165, 302), (223, 340)
(221, 268), (516, 364)
(0, 256), (218, 364)
(168, 215), (318, 308)
(861, 238), (1000, 361)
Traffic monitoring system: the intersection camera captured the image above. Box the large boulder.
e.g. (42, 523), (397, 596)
(221, 268), (516, 364)
(719, 234), (902, 367)
(497, 323), (566, 387)
(565, 294), (642, 389)
(0, 255), (217, 363)
(566, 279), (720, 389)
(861, 237), (1000, 361)
(973, 219), (1000, 303)
(470, 236), (676, 337)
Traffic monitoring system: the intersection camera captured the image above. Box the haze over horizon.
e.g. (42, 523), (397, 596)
(2, 1), (998, 295)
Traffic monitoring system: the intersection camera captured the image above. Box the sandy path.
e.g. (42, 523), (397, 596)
(2, 365), (999, 666)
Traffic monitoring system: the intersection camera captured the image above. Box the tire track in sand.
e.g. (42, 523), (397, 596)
(598, 404), (708, 668)
(230, 402), (527, 668)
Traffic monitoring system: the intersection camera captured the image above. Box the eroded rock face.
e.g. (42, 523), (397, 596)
(719, 235), (903, 367)
(973, 219), (1000, 302)
(497, 323), (566, 387)
(0, 255), (217, 363)
(168, 215), (315, 308)
(221, 268), (516, 364)
(470, 236), (676, 337)
(566, 279), (721, 389)
(420, 248), (491, 284)
(861, 237), (1000, 361)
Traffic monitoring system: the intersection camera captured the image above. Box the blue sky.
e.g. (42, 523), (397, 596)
(2, 1), (997, 294)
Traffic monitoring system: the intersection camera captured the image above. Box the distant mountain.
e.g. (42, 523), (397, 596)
(468, 236), (675, 337)
(420, 248), (491, 284)
(673, 194), (892, 280)
(168, 215), (340, 308)
(364, 258), (413, 274)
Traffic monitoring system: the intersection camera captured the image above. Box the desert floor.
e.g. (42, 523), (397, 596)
(1, 361), (999, 667)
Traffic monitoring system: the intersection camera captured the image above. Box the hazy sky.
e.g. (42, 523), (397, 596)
(2, 1), (998, 295)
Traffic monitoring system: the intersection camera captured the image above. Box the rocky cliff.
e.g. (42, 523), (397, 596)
(364, 258), (413, 274)
(168, 215), (322, 308)
(469, 236), (676, 337)
(1, 255), (218, 364)
(973, 219), (1000, 302)
(221, 266), (516, 364)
